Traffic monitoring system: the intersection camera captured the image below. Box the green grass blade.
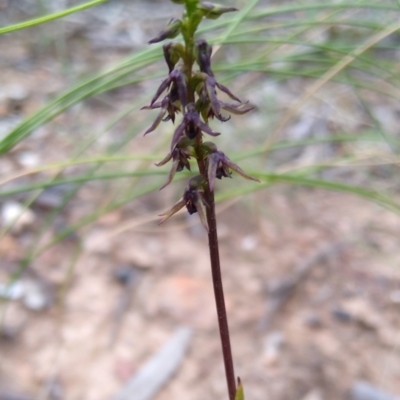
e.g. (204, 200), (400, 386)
(0, 51), (160, 154)
(217, 173), (400, 216)
(0, 170), (168, 198)
(0, 0), (107, 35)
(259, 173), (400, 214)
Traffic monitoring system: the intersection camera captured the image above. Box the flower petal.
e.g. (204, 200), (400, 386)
(174, 72), (188, 108)
(159, 159), (180, 190)
(141, 102), (161, 110)
(144, 108), (167, 136)
(224, 159), (260, 183)
(148, 18), (182, 44)
(215, 81), (241, 103)
(158, 197), (186, 225)
(220, 101), (254, 115)
(171, 119), (187, 150)
(155, 152), (173, 167)
(150, 76), (173, 106)
(205, 76), (221, 116)
(195, 117), (220, 137)
(207, 152), (220, 191)
(195, 198), (209, 232)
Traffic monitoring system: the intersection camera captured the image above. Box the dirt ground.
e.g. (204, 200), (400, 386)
(1, 1), (400, 400)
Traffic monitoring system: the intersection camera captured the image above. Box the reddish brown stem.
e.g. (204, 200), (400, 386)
(205, 186), (236, 400)
(184, 5), (236, 396)
(197, 155), (236, 400)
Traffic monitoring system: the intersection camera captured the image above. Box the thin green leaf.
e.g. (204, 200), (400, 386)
(0, 0), (107, 35)
(235, 378), (245, 400)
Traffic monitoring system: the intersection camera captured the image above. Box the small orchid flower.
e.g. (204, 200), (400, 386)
(142, 96), (180, 135)
(197, 82), (254, 123)
(148, 18), (182, 44)
(197, 2), (238, 20)
(171, 102), (220, 150)
(203, 142), (260, 191)
(150, 69), (187, 110)
(159, 176), (209, 232)
(156, 137), (195, 190)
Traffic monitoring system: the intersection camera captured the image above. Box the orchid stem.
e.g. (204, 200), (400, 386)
(146, 1), (244, 398)
(205, 186), (236, 400)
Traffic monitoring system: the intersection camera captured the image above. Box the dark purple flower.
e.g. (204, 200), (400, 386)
(159, 176), (209, 231)
(150, 69), (187, 110)
(204, 142), (260, 191)
(156, 137), (194, 190)
(171, 102), (220, 150)
(195, 39), (214, 76)
(192, 47), (253, 122)
(142, 96), (181, 135)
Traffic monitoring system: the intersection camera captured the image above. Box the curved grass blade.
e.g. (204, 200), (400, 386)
(0, 52), (161, 154)
(0, 0), (107, 35)
(216, 173), (400, 216)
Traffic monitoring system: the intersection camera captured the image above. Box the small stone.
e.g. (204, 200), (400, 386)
(1, 324), (20, 340)
(34, 184), (75, 210)
(0, 234), (20, 260)
(304, 313), (323, 329)
(0, 280), (25, 300)
(241, 235), (258, 251)
(301, 389), (324, 400)
(0, 390), (33, 400)
(341, 298), (382, 329)
(6, 84), (29, 102)
(1, 301), (28, 339)
(389, 290), (400, 304)
(350, 381), (400, 400)
(1, 201), (36, 233)
(83, 228), (112, 254)
(42, 377), (64, 400)
(113, 265), (141, 286)
(263, 331), (285, 367)
(16, 151), (40, 168)
(331, 308), (352, 323)
(21, 279), (50, 311)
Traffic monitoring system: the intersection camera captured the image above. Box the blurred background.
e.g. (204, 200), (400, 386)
(1, 0), (400, 399)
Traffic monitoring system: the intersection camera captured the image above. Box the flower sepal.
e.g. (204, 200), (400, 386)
(159, 175), (209, 232)
(148, 18), (182, 44)
(197, 2), (237, 20)
(195, 39), (213, 75)
(204, 143), (260, 190)
(150, 69), (187, 110)
(163, 42), (185, 73)
(171, 102), (220, 150)
(156, 137), (195, 190)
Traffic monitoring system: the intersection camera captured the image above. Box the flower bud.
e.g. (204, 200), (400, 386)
(188, 174), (205, 190)
(148, 18), (182, 44)
(163, 42), (185, 73)
(195, 39), (213, 75)
(197, 2), (237, 20)
(201, 141), (218, 155)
